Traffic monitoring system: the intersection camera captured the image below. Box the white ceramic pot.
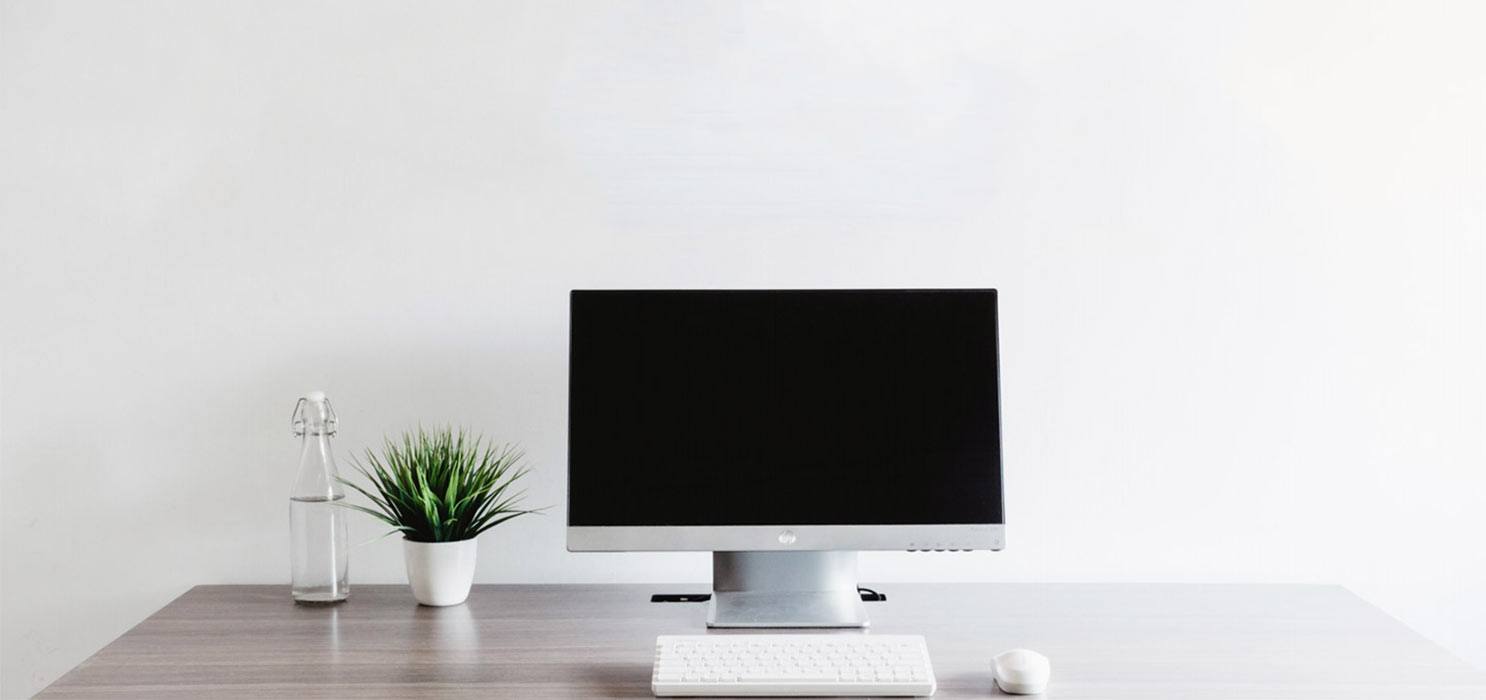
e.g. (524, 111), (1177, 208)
(403, 538), (478, 606)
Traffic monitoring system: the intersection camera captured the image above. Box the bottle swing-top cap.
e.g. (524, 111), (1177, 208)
(291, 391), (338, 437)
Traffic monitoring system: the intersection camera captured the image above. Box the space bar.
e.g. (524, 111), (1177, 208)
(735, 673), (843, 682)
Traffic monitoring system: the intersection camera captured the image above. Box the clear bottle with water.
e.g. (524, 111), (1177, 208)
(289, 391), (349, 604)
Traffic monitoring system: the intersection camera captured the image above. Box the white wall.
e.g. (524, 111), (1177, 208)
(3, 0), (1484, 696)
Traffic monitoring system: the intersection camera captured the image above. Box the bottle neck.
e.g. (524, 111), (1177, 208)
(293, 430), (342, 500)
(290, 395), (342, 500)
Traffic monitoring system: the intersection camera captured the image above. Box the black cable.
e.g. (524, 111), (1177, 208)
(652, 589), (887, 603)
(857, 586), (887, 602)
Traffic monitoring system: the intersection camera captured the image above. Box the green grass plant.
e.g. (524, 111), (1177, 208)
(339, 427), (542, 542)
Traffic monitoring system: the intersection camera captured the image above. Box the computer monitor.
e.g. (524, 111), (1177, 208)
(567, 289), (1004, 627)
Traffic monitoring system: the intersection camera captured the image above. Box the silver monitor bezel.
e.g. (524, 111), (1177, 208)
(567, 524), (1005, 552)
(564, 288), (1004, 554)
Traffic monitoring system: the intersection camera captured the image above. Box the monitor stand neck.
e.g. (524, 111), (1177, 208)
(707, 551), (869, 628)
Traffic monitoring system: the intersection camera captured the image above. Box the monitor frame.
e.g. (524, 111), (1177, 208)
(564, 288), (1005, 554)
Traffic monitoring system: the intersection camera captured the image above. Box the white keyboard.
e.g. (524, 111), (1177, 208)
(652, 634), (936, 697)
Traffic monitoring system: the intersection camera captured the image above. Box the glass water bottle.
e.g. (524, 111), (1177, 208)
(289, 391), (349, 604)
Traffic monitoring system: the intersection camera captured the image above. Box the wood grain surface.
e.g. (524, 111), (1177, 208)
(36, 583), (1486, 699)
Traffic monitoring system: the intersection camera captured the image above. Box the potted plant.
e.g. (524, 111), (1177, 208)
(339, 427), (541, 606)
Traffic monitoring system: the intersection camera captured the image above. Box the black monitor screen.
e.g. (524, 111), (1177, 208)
(568, 289), (1002, 527)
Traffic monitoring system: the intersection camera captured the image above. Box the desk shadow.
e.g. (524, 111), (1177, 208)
(938, 670), (1005, 696)
(573, 661), (654, 698)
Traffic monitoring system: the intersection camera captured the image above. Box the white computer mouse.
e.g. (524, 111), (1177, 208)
(993, 648), (1050, 695)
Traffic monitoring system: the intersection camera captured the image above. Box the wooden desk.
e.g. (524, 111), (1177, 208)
(37, 583), (1486, 699)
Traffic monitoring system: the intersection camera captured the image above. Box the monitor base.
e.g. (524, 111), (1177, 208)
(707, 551), (869, 628)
